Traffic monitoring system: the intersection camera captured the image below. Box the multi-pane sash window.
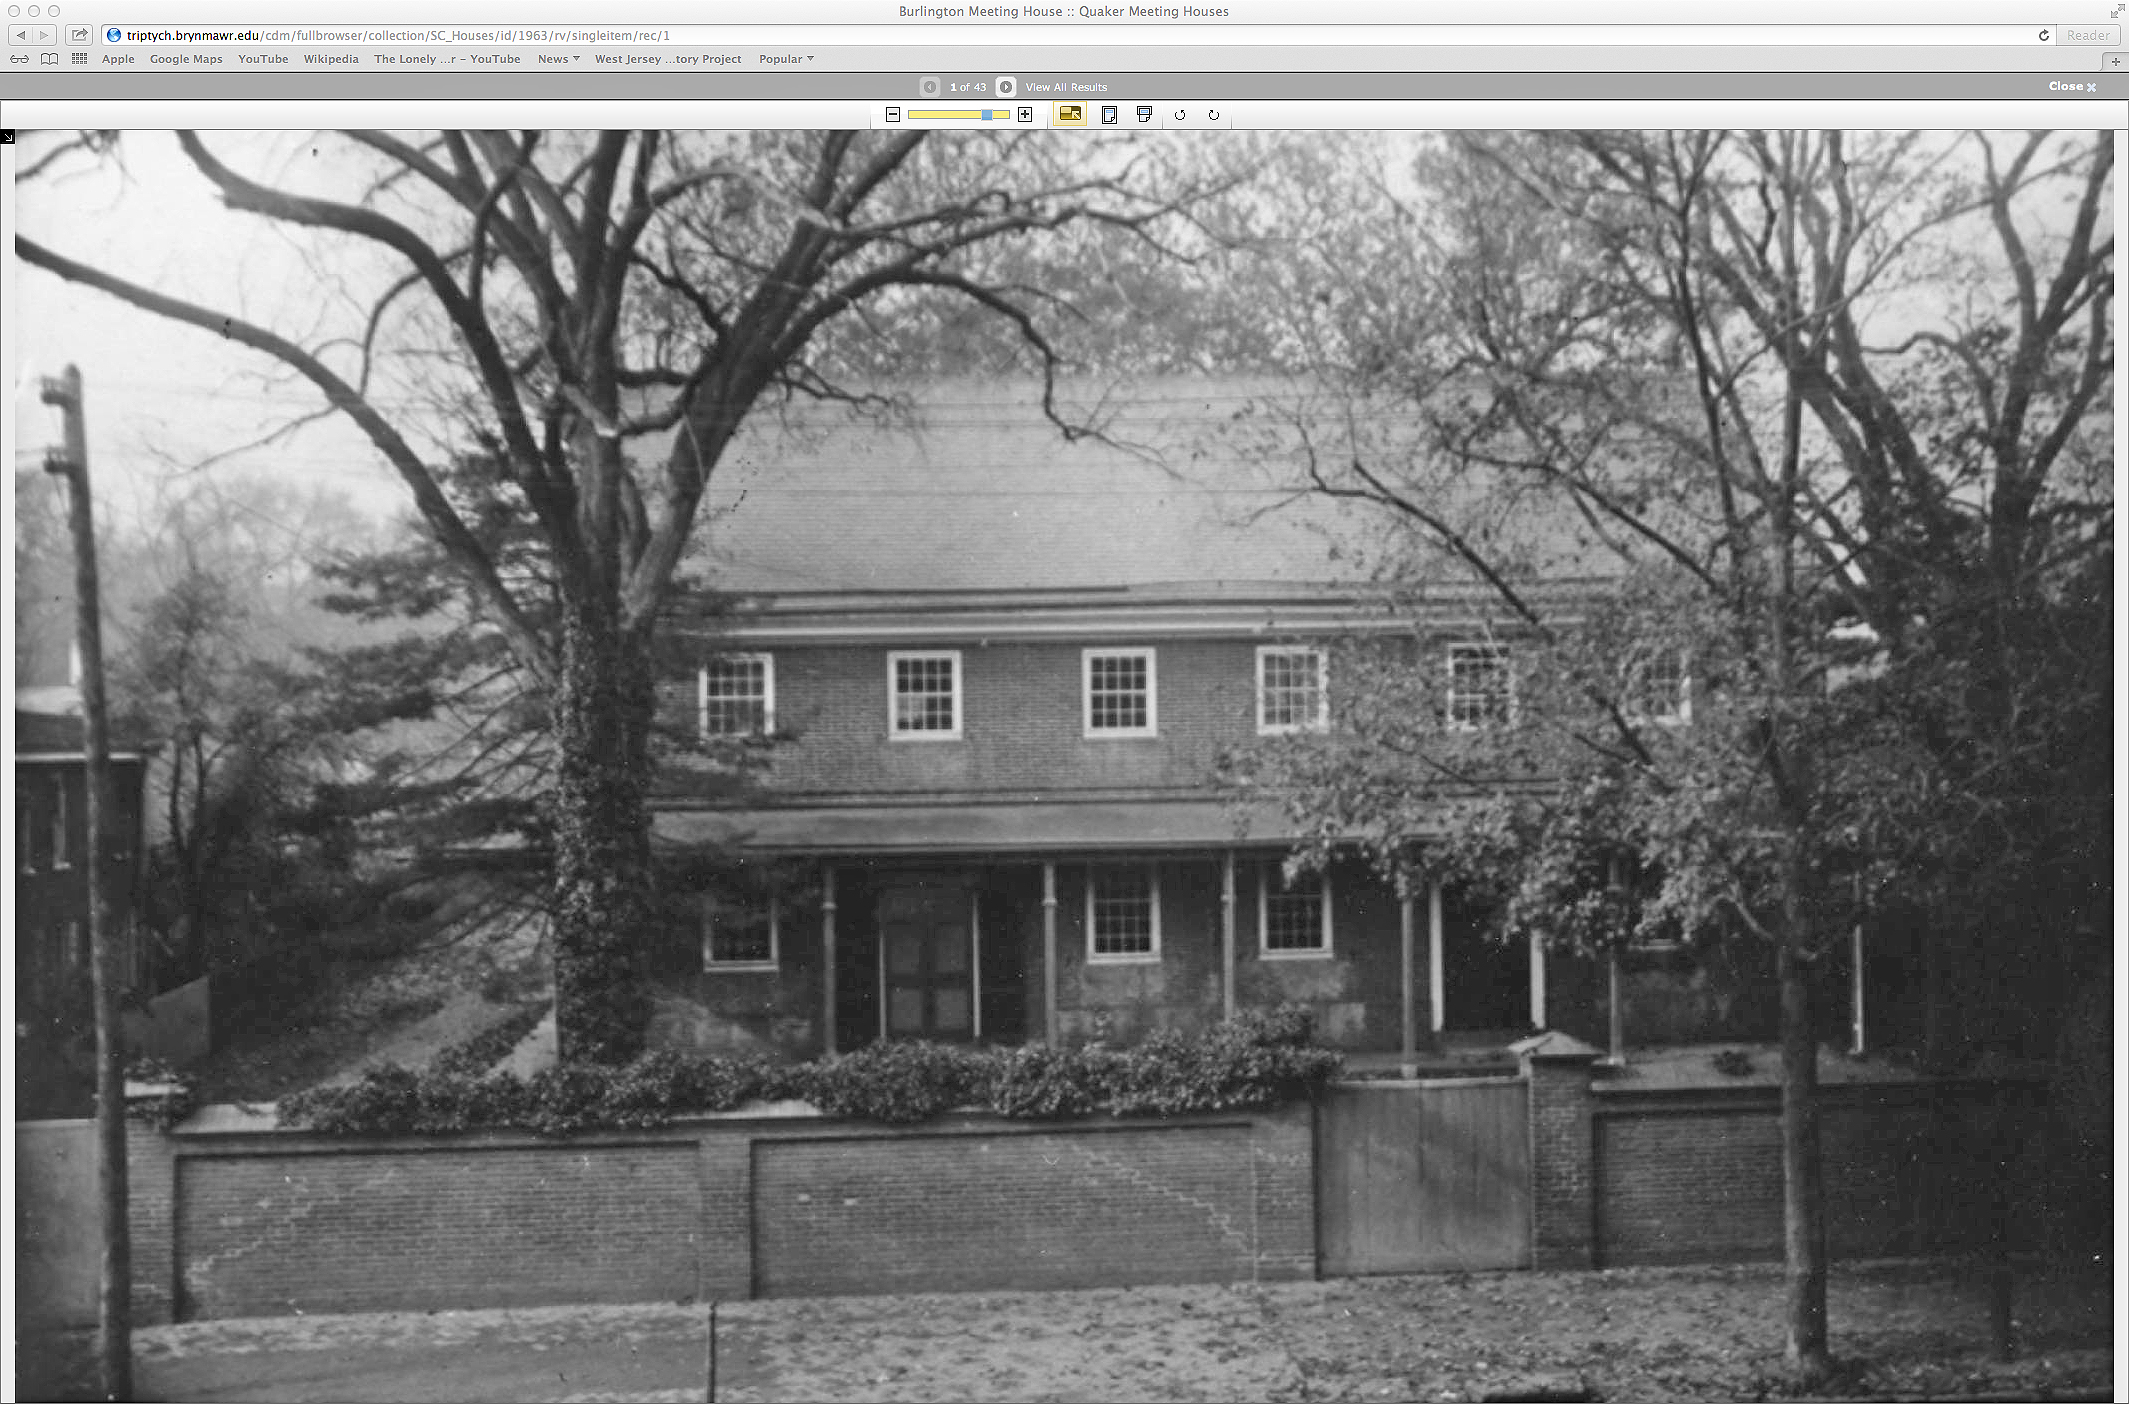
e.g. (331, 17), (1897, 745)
(703, 893), (779, 971)
(1087, 865), (1159, 959)
(1257, 647), (1327, 734)
(1260, 866), (1332, 954)
(1623, 648), (1692, 726)
(890, 651), (962, 739)
(699, 653), (774, 738)
(1447, 644), (1514, 729)
(1084, 649), (1156, 737)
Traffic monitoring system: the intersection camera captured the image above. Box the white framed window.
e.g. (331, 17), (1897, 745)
(1259, 864), (1333, 956)
(1623, 648), (1692, 727)
(699, 653), (774, 739)
(1257, 646), (1327, 734)
(1447, 643), (1515, 729)
(50, 778), (70, 871)
(1086, 864), (1160, 960)
(889, 651), (962, 740)
(1083, 648), (1157, 738)
(703, 892), (779, 972)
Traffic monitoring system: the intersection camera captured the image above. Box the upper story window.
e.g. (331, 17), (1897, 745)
(703, 891), (779, 972)
(1087, 864), (1160, 960)
(1623, 648), (1692, 727)
(17, 787), (34, 875)
(890, 651), (962, 740)
(1257, 646), (1327, 734)
(1260, 864), (1332, 956)
(1084, 648), (1157, 738)
(700, 653), (775, 739)
(1447, 643), (1515, 729)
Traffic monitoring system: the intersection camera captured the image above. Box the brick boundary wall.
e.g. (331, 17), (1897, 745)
(1588, 1083), (2033, 1268)
(122, 1102), (1316, 1324)
(92, 1062), (2032, 1326)
(1524, 1057), (1599, 1270)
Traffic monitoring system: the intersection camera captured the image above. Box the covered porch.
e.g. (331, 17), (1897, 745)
(653, 798), (1553, 1064)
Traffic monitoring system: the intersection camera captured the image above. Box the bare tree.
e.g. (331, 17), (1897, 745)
(19, 129), (1232, 1060)
(1239, 129), (2110, 1380)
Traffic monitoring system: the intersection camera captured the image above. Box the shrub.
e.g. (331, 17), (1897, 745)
(792, 1041), (987, 1124)
(124, 1055), (200, 1131)
(275, 1007), (1344, 1137)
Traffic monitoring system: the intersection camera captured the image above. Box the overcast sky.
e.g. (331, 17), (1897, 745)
(12, 132), (413, 534)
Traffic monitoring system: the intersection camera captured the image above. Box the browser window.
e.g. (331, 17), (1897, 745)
(2, 2), (2122, 1399)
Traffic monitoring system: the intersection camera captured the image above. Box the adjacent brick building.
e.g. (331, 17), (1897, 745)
(14, 709), (155, 1118)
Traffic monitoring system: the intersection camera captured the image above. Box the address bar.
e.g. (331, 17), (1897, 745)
(106, 25), (675, 41)
(105, 23), (2057, 44)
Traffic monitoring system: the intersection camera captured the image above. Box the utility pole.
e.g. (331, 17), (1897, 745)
(42, 364), (132, 1401)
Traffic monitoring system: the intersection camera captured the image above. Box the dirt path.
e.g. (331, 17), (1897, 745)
(710, 1261), (2113, 1403)
(14, 1259), (2112, 1402)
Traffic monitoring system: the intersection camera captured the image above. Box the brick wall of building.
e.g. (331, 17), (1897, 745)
(657, 637), (1274, 801)
(648, 892), (828, 1059)
(1232, 859), (1408, 1050)
(124, 1102), (1316, 1323)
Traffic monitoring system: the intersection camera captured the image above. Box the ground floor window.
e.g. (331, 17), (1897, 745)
(1260, 865), (1332, 955)
(703, 891), (779, 972)
(1087, 864), (1159, 959)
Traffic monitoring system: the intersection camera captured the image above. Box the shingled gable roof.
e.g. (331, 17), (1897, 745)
(668, 382), (1349, 599)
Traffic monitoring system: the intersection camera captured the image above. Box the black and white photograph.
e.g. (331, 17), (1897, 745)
(9, 126), (2114, 1400)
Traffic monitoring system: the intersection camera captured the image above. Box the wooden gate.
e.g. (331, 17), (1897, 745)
(1316, 1076), (1532, 1275)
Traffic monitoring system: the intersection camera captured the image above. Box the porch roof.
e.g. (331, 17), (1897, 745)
(653, 799), (1319, 857)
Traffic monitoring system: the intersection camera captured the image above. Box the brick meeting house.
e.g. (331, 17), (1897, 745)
(639, 383), (1859, 1067)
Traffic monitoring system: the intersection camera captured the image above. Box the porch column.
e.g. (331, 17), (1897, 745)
(1606, 946), (1625, 1066)
(1605, 856), (1626, 1064)
(1849, 913), (1867, 1056)
(1041, 862), (1059, 1045)
(1220, 851), (1237, 1022)
(1529, 928), (1546, 1031)
(1427, 879), (1445, 1038)
(970, 891), (983, 1040)
(821, 865), (838, 1057)
(1399, 883), (1417, 1075)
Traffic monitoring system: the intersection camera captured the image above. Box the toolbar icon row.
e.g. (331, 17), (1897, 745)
(881, 101), (1230, 130)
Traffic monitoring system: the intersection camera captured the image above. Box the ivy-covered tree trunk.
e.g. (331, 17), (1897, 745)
(548, 599), (656, 1064)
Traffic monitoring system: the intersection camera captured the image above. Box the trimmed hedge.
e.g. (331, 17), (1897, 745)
(277, 1006), (1343, 1137)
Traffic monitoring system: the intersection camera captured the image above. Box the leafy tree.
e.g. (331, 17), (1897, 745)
(103, 477), (392, 993)
(19, 130), (1234, 1062)
(1232, 130), (2110, 1379)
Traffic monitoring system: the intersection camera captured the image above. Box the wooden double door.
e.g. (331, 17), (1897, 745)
(879, 883), (976, 1040)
